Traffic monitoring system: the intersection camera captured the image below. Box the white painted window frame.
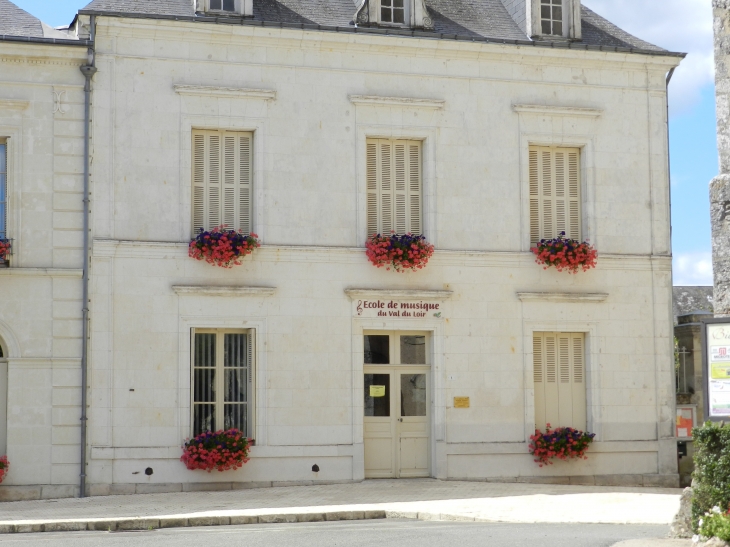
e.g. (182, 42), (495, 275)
(530, 0), (581, 39)
(517, 132), (596, 252)
(197, 0), (253, 17)
(355, 125), (437, 248)
(0, 126), (20, 267)
(523, 320), (599, 442)
(179, 115), (266, 243)
(178, 315), (268, 446)
(190, 328), (255, 438)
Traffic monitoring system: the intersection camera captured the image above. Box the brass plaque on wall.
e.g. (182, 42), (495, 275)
(454, 397), (470, 408)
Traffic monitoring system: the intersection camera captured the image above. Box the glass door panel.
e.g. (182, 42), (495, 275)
(400, 373), (427, 417)
(364, 373), (390, 417)
(365, 335), (390, 364)
(400, 335), (426, 364)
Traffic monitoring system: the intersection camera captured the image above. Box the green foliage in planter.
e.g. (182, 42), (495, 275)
(692, 421), (730, 531)
(698, 509), (730, 541)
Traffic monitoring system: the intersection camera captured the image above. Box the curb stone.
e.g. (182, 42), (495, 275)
(0, 509), (389, 534)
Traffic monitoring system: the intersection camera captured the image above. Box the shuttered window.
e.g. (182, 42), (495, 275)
(366, 139), (423, 237)
(192, 329), (254, 437)
(533, 332), (586, 431)
(529, 146), (580, 245)
(192, 130), (252, 236)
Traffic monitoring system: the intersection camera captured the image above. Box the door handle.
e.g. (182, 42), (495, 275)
(397, 418), (403, 422)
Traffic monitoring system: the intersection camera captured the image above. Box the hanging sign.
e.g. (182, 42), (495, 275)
(702, 320), (730, 420)
(369, 385), (386, 397)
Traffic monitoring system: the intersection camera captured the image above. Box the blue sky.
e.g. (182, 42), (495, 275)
(12, 0), (718, 285)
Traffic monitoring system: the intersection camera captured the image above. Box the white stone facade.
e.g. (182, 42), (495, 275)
(0, 40), (88, 499)
(0, 9), (681, 498)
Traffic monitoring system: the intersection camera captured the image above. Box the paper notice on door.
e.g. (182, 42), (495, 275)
(369, 385), (386, 397)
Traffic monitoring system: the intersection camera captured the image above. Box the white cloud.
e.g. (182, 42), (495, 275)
(673, 251), (714, 285)
(582, 0), (714, 116)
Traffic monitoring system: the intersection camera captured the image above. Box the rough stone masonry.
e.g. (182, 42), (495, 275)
(712, 0), (730, 315)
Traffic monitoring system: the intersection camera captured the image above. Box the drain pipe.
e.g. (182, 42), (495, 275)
(79, 15), (97, 499)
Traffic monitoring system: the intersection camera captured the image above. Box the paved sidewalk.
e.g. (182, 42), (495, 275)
(0, 479), (683, 534)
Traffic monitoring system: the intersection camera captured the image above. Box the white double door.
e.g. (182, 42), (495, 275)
(363, 331), (431, 478)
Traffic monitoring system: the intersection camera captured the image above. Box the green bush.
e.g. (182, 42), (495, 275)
(698, 509), (730, 541)
(692, 422), (730, 531)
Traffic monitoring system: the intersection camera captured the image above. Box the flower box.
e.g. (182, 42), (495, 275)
(181, 429), (251, 472)
(529, 424), (595, 467)
(366, 233), (435, 272)
(0, 239), (11, 267)
(189, 227), (259, 268)
(0, 456), (9, 483)
(531, 232), (597, 273)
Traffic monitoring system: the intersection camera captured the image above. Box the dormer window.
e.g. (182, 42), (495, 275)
(540, 0), (562, 36)
(198, 0), (252, 16)
(210, 0), (234, 11)
(356, 0), (433, 30)
(381, 0), (406, 25)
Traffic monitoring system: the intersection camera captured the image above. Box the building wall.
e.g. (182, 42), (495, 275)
(0, 41), (87, 497)
(82, 16), (679, 488)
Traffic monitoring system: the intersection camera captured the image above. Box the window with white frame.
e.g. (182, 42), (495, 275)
(0, 139), (6, 241)
(540, 0), (563, 36)
(533, 332), (586, 431)
(210, 0), (235, 11)
(192, 330), (253, 437)
(192, 130), (252, 236)
(380, 0), (407, 24)
(197, 0), (251, 15)
(366, 138), (423, 237)
(529, 145), (581, 245)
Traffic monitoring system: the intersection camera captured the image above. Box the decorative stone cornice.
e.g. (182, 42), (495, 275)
(349, 95), (445, 109)
(516, 292), (609, 303)
(173, 285), (276, 297)
(173, 85), (277, 100)
(0, 99), (29, 111)
(512, 104), (603, 117)
(344, 288), (453, 300)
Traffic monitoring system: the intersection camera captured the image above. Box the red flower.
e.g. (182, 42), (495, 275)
(189, 226), (259, 268)
(365, 232), (435, 272)
(180, 429), (251, 472)
(531, 232), (597, 274)
(528, 425), (595, 466)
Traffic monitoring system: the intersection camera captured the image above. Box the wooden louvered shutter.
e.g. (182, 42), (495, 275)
(192, 130), (253, 236)
(533, 332), (586, 431)
(366, 142), (379, 237)
(408, 142), (422, 235)
(192, 134), (206, 235)
(365, 139), (423, 238)
(529, 146), (581, 245)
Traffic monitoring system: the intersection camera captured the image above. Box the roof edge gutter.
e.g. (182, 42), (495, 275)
(0, 34), (91, 46)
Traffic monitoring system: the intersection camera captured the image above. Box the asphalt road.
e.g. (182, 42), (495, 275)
(0, 520), (671, 547)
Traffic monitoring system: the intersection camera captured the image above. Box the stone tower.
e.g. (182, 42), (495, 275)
(712, 1), (730, 315)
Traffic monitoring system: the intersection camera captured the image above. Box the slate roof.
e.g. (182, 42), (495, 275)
(78, 0), (677, 55)
(673, 286), (714, 324)
(0, 0), (43, 38)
